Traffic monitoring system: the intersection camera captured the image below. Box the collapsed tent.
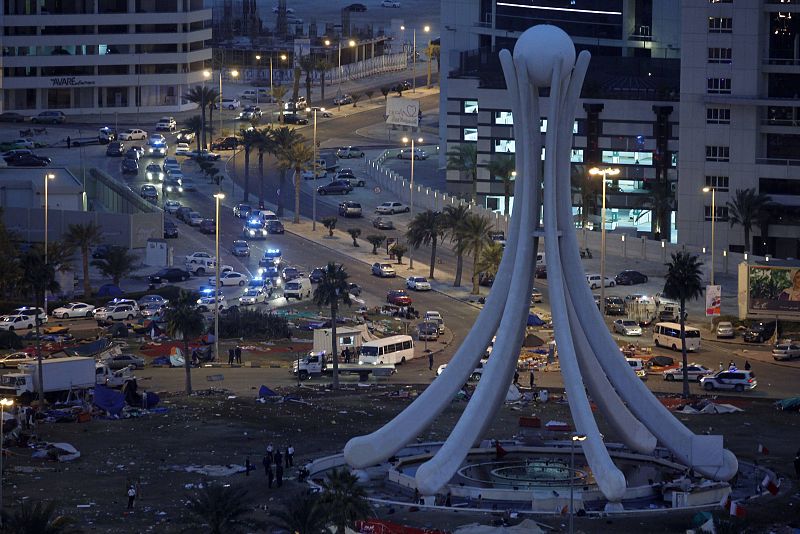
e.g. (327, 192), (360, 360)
(776, 397), (800, 411)
(527, 313), (545, 327)
(258, 385), (279, 398)
(93, 385), (125, 416)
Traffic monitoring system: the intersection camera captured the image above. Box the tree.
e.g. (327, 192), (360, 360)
(183, 85), (219, 149)
(318, 468), (372, 532)
(185, 484), (258, 534)
(276, 142), (314, 224)
(392, 243), (408, 264)
(271, 86), (289, 123)
(183, 115), (205, 152)
(380, 86), (390, 102)
(364, 89), (375, 102)
(458, 213), (493, 294)
(312, 262), (351, 388)
(254, 126), (274, 205)
(642, 179), (673, 239)
(756, 201), (778, 255)
(269, 126), (303, 216)
(347, 228), (361, 247)
(351, 93), (362, 107)
(0, 210), (20, 299)
(726, 188), (772, 253)
(198, 159), (222, 187)
(0, 500), (79, 534)
(366, 234), (386, 254)
(446, 143), (479, 203)
(270, 492), (328, 534)
(406, 210), (443, 279)
(64, 221), (102, 297)
(90, 245), (137, 286)
(662, 251), (705, 398)
(239, 128), (261, 200)
(486, 155), (516, 216)
(292, 65), (302, 102)
(164, 290), (204, 394)
(321, 216), (338, 237)
(299, 55), (316, 105)
(477, 242), (504, 280)
(441, 204), (471, 287)
(316, 58), (332, 102)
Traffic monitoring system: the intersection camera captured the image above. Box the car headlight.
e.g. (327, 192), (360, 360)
(249, 230), (255, 236)
(178, 187), (183, 192)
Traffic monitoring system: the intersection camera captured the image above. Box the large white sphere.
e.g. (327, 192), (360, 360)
(513, 25), (576, 87)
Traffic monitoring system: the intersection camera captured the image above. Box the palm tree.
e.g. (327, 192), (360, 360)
(446, 143), (479, 203)
(406, 210), (443, 280)
(239, 127), (261, 200)
(485, 154), (516, 216)
(270, 492), (328, 534)
(756, 201), (778, 255)
(254, 127), (273, 205)
(271, 86), (289, 123)
(183, 115), (204, 152)
(726, 188), (772, 253)
(299, 55), (316, 105)
(164, 290), (204, 394)
(277, 142), (314, 224)
(458, 213), (493, 294)
(441, 204), (471, 287)
(661, 251), (705, 398)
(292, 65), (302, 102)
(319, 468), (373, 532)
(1, 500), (79, 534)
(63, 222), (102, 297)
(19, 248), (60, 403)
(90, 246), (137, 286)
(185, 484), (256, 534)
(642, 179), (674, 239)
(316, 58), (332, 102)
(269, 126), (303, 216)
(312, 263), (351, 388)
(183, 85), (219, 149)
(477, 242), (504, 280)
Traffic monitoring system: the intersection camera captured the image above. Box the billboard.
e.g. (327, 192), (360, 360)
(742, 264), (800, 319)
(705, 285), (721, 316)
(385, 97), (420, 127)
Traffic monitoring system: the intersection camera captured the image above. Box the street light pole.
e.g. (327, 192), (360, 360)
(213, 193), (225, 364)
(255, 55), (261, 105)
(569, 434), (587, 534)
(403, 137), (422, 269)
(412, 28), (416, 93)
(589, 167), (619, 315)
(338, 41), (343, 111)
(0, 397), (12, 524)
(703, 186), (716, 286)
(308, 107), (323, 231)
(202, 69), (211, 150)
(43, 173), (55, 315)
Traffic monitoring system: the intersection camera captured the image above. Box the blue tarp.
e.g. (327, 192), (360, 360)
(97, 284), (123, 297)
(62, 338), (113, 358)
(527, 313), (545, 326)
(93, 385), (125, 416)
(258, 385), (279, 398)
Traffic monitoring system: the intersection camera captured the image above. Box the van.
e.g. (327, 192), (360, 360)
(536, 252), (546, 266)
(424, 311), (445, 334)
(626, 358), (647, 380)
(240, 89), (257, 100)
(653, 322), (701, 352)
(359, 335), (415, 365)
(283, 277), (312, 300)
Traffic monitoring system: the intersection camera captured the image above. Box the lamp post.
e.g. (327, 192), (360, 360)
(0, 397), (11, 523)
(43, 172), (55, 315)
(202, 69), (211, 149)
(589, 167), (620, 315)
(307, 106), (324, 231)
(702, 186), (716, 286)
(402, 136), (422, 269)
(569, 434), (587, 534)
(269, 54), (287, 124)
(329, 39), (356, 111)
(213, 192), (225, 364)
(255, 55), (261, 105)
(401, 25), (430, 93)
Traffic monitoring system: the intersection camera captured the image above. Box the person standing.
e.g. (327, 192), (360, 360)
(245, 457), (252, 477)
(274, 449), (283, 468)
(529, 369), (535, 390)
(744, 360), (752, 371)
(428, 352), (434, 371)
(286, 445), (294, 467)
(235, 345), (242, 364)
(66, 136), (71, 149)
(513, 371), (519, 386)
(127, 485), (136, 509)
(266, 461), (274, 488)
(275, 462), (284, 487)
(228, 348), (235, 365)
(265, 444), (274, 465)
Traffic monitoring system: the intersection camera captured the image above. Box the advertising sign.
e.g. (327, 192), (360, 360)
(705, 285), (721, 316)
(746, 264), (800, 318)
(385, 97), (420, 127)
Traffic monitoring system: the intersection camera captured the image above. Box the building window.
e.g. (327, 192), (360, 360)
(704, 205), (729, 221)
(707, 78), (732, 94)
(601, 151), (654, 166)
(705, 175), (730, 191)
(494, 111), (513, 125)
(485, 196), (501, 212)
(493, 139), (515, 153)
(571, 149), (584, 163)
(463, 100), (478, 114)
(463, 128), (478, 142)
(709, 0), (732, 3)
(707, 107), (731, 124)
(759, 178), (800, 196)
(705, 145), (730, 162)
(708, 17), (733, 33)
(708, 47), (733, 64)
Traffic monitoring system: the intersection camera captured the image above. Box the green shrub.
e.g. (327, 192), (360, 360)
(218, 308), (292, 339)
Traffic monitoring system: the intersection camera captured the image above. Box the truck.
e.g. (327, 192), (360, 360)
(0, 357), (96, 403)
(70, 127), (116, 147)
(96, 363), (136, 388)
(291, 351), (395, 381)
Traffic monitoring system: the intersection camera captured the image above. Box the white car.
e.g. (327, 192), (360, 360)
(0, 314), (35, 331)
(372, 262), (396, 277)
(52, 302), (96, 319)
(376, 201), (409, 215)
(119, 128), (148, 141)
(381, 0), (400, 6)
(94, 304), (138, 322)
(397, 147), (427, 160)
(773, 344), (800, 361)
(215, 97), (241, 110)
(196, 295), (226, 312)
(663, 364), (713, 382)
(12, 138), (34, 149)
(239, 287), (268, 305)
(163, 157), (181, 173)
(407, 276), (432, 291)
(716, 321), (735, 338)
(613, 319), (642, 336)
(145, 163), (164, 181)
(164, 200), (181, 214)
(175, 143), (191, 156)
(13, 306), (47, 324)
(156, 117), (177, 131)
(209, 271), (248, 287)
(586, 274), (616, 289)
(185, 251), (216, 265)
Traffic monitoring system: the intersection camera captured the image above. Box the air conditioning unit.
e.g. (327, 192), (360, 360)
(670, 182), (677, 193)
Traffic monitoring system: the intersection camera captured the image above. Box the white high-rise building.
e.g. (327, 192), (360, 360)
(1, 0), (212, 114)
(678, 0), (800, 258)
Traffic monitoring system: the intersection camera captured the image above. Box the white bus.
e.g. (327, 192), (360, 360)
(359, 335), (415, 365)
(653, 322), (701, 352)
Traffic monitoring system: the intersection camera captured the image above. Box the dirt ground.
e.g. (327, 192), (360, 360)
(4, 382), (800, 533)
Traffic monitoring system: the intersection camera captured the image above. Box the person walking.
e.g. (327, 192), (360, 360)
(428, 351), (434, 371)
(744, 360), (752, 371)
(275, 462), (284, 487)
(513, 371), (519, 386)
(266, 461), (274, 488)
(127, 485), (136, 509)
(228, 348), (235, 365)
(235, 345), (242, 364)
(274, 449), (283, 468)
(66, 136), (71, 149)
(245, 457), (252, 477)
(265, 444), (274, 465)
(529, 369), (535, 390)
(718, 362), (724, 372)
(286, 445), (294, 467)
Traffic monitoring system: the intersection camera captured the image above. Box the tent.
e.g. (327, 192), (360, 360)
(505, 384), (521, 402)
(94, 385), (126, 416)
(258, 385), (279, 398)
(527, 313), (545, 326)
(96, 284), (123, 297)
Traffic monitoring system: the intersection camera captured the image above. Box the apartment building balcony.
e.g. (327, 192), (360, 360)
(3, 8), (211, 27)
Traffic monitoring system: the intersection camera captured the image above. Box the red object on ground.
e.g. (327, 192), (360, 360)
(519, 416), (541, 428)
(355, 520), (449, 534)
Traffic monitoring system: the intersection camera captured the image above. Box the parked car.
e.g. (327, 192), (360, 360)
(209, 272), (248, 287)
(121, 158), (139, 174)
(586, 274), (616, 289)
(215, 97), (241, 110)
(373, 217), (395, 230)
(211, 136), (239, 150)
(31, 110), (66, 124)
(347, 283), (362, 296)
(407, 276), (432, 291)
(338, 201), (363, 217)
(164, 220), (179, 238)
(744, 322), (775, 343)
(187, 150), (221, 161)
(266, 220), (285, 234)
(175, 143), (192, 156)
(615, 270), (648, 285)
(104, 353), (145, 370)
(119, 128), (148, 141)
(772, 343), (800, 361)
(94, 304), (138, 322)
(387, 289), (412, 305)
(156, 116), (177, 131)
(397, 147), (427, 160)
(663, 364), (713, 382)
(92, 244), (112, 259)
(700, 370), (757, 392)
(372, 262), (396, 277)
(148, 268), (191, 284)
(333, 94), (353, 105)
(391, 81), (411, 92)
(376, 201), (409, 214)
(231, 240), (251, 257)
(613, 319), (642, 336)
(336, 146), (364, 158)
(51, 302), (96, 319)
(0, 112), (27, 123)
(317, 180), (352, 195)
(417, 322), (439, 341)
(0, 315), (35, 331)
(185, 251), (215, 264)
(282, 113), (308, 125)
(176, 130), (196, 143)
(716, 321), (735, 339)
(233, 203), (251, 218)
(6, 154), (49, 167)
(604, 296), (626, 315)
(0, 352), (36, 368)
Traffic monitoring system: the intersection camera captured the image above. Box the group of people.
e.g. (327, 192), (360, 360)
(719, 360), (751, 372)
(227, 346), (244, 366)
(262, 444), (294, 489)
(339, 347), (357, 364)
